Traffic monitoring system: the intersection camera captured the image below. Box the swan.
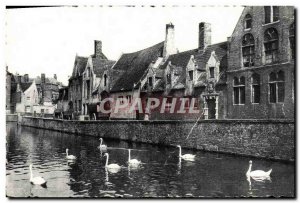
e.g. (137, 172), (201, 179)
(128, 149), (141, 166)
(246, 160), (272, 178)
(98, 138), (107, 151)
(104, 153), (121, 173)
(29, 164), (47, 186)
(66, 148), (76, 160)
(177, 145), (195, 161)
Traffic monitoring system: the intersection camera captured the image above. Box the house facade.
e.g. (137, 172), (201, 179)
(68, 55), (88, 119)
(227, 6), (295, 119)
(82, 40), (115, 120)
(15, 81), (39, 115)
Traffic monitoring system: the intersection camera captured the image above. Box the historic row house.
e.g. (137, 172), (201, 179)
(227, 6), (295, 119)
(60, 6), (294, 121)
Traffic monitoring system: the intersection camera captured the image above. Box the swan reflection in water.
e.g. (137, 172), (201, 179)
(247, 175), (271, 194)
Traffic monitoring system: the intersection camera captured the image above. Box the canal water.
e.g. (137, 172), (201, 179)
(6, 122), (295, 198)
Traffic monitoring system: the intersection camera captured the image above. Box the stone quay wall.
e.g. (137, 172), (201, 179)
(20, 116), (295, 161)
(6, 114), (18, 122)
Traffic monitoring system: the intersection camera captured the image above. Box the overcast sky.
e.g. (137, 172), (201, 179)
(6, 6), (244, 85)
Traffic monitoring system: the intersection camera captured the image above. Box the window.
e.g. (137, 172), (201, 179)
(242, 34), (255, 67)
(104, 74), (107, 86)
(25, 106), (30, 113)
(251, 73), (260, 104)
(269, 71), (285, 103)
(233, 76), (245, 105)
(289, 22), (295, 59)
(264, 28), (278, 64)
(118, 96), (124, 104)
(26, 96), (30, 101)
(244, 14), (252, 29)
(188, 70), (194, 81)
(264, 6), (279, 24)
(167, 73), (171, 84)
(148, 77), (153, 87)
(126, 95), (132, 103)
(209, 67), (215, 78)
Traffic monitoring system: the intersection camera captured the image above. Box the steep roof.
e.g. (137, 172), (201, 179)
(195, 41), (228, 70)
(160, 49), (198, 70)
(111, 41), (164, 92)
(92, 58), (116, 77)
(19, 82), (32, 92)
(70, 55), (88, 80)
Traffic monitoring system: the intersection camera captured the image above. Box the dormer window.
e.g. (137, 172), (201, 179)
(209, 67), (215, 78)
(244, 14), (252, 29)
(104, 74), (107, 86)
(148, 77), (153, 87)
(264, 6), (279, 24)
(188, 70), (194, 81)
(167, 73), (171, 84)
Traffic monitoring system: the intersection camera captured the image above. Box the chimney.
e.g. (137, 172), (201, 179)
(24, 74), (29, 82)
(94, 40), (102, 58)
(17, 75), (21, 83)
(198, 22), (211, 51)
(163, 23), (177, 58)
(41, 73), (46, 84)
(54, 74), (57, 80)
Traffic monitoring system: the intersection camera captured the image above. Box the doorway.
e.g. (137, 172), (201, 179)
(206, 98), (216, 119)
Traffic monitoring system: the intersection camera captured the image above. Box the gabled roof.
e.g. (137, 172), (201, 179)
(111, 41), (164, 92)
(195, 42), (228, 70)
(160, 49), (198, 70)
(92, 59), (116, 77)
(19, 82), (33, 92)
(70, 55), (88, 80)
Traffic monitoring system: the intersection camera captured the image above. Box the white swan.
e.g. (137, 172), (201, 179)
(104, 153), (121, 173)
(66, 148), (76, 160)
(98, 138), (107, 151)
(177, 145), (195, 161)
(29, 164), (47, 186)
(128, 149), (141, 166)
(246, 160), (272, 178)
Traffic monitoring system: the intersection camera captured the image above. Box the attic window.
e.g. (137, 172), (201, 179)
(244, 14), (252, 29)
(188, 70), (194, 81)
(167, 73), (171, 84)
(148, 77), (153, 87)
(104, 74), (107, 86)
(209, 67), (215, 78)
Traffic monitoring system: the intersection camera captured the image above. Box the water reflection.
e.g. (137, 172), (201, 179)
(6, 123), (295, 198)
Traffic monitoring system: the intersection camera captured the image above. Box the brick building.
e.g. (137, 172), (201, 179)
(227, 6), (295, 119)
(68, 55), (88, 119)
(82, 40), (115, 120)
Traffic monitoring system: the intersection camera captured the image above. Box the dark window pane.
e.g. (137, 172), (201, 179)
(277, 82), (285, 102)
(234, 87), (239, 104)
(252, 74), (260, 84)
(269, 83), (276, 103)
(167, 74), (171, 84)
(209, 67), (214, 78)
(233, 77), (239, 86)
(189, 71), (193, 80)
(253, 84), (260, 103)
(277, 71), (284, 81)
(240, 86), (245, 104)
(273, 6), (279, 21)
(148, 77), (153, 87)
(240, 76), (245, 85)
(264, 6), (271, 24)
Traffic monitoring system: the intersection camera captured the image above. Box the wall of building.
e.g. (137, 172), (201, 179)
(21, 116), (294, 161)
(227, 6), (295, 119)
